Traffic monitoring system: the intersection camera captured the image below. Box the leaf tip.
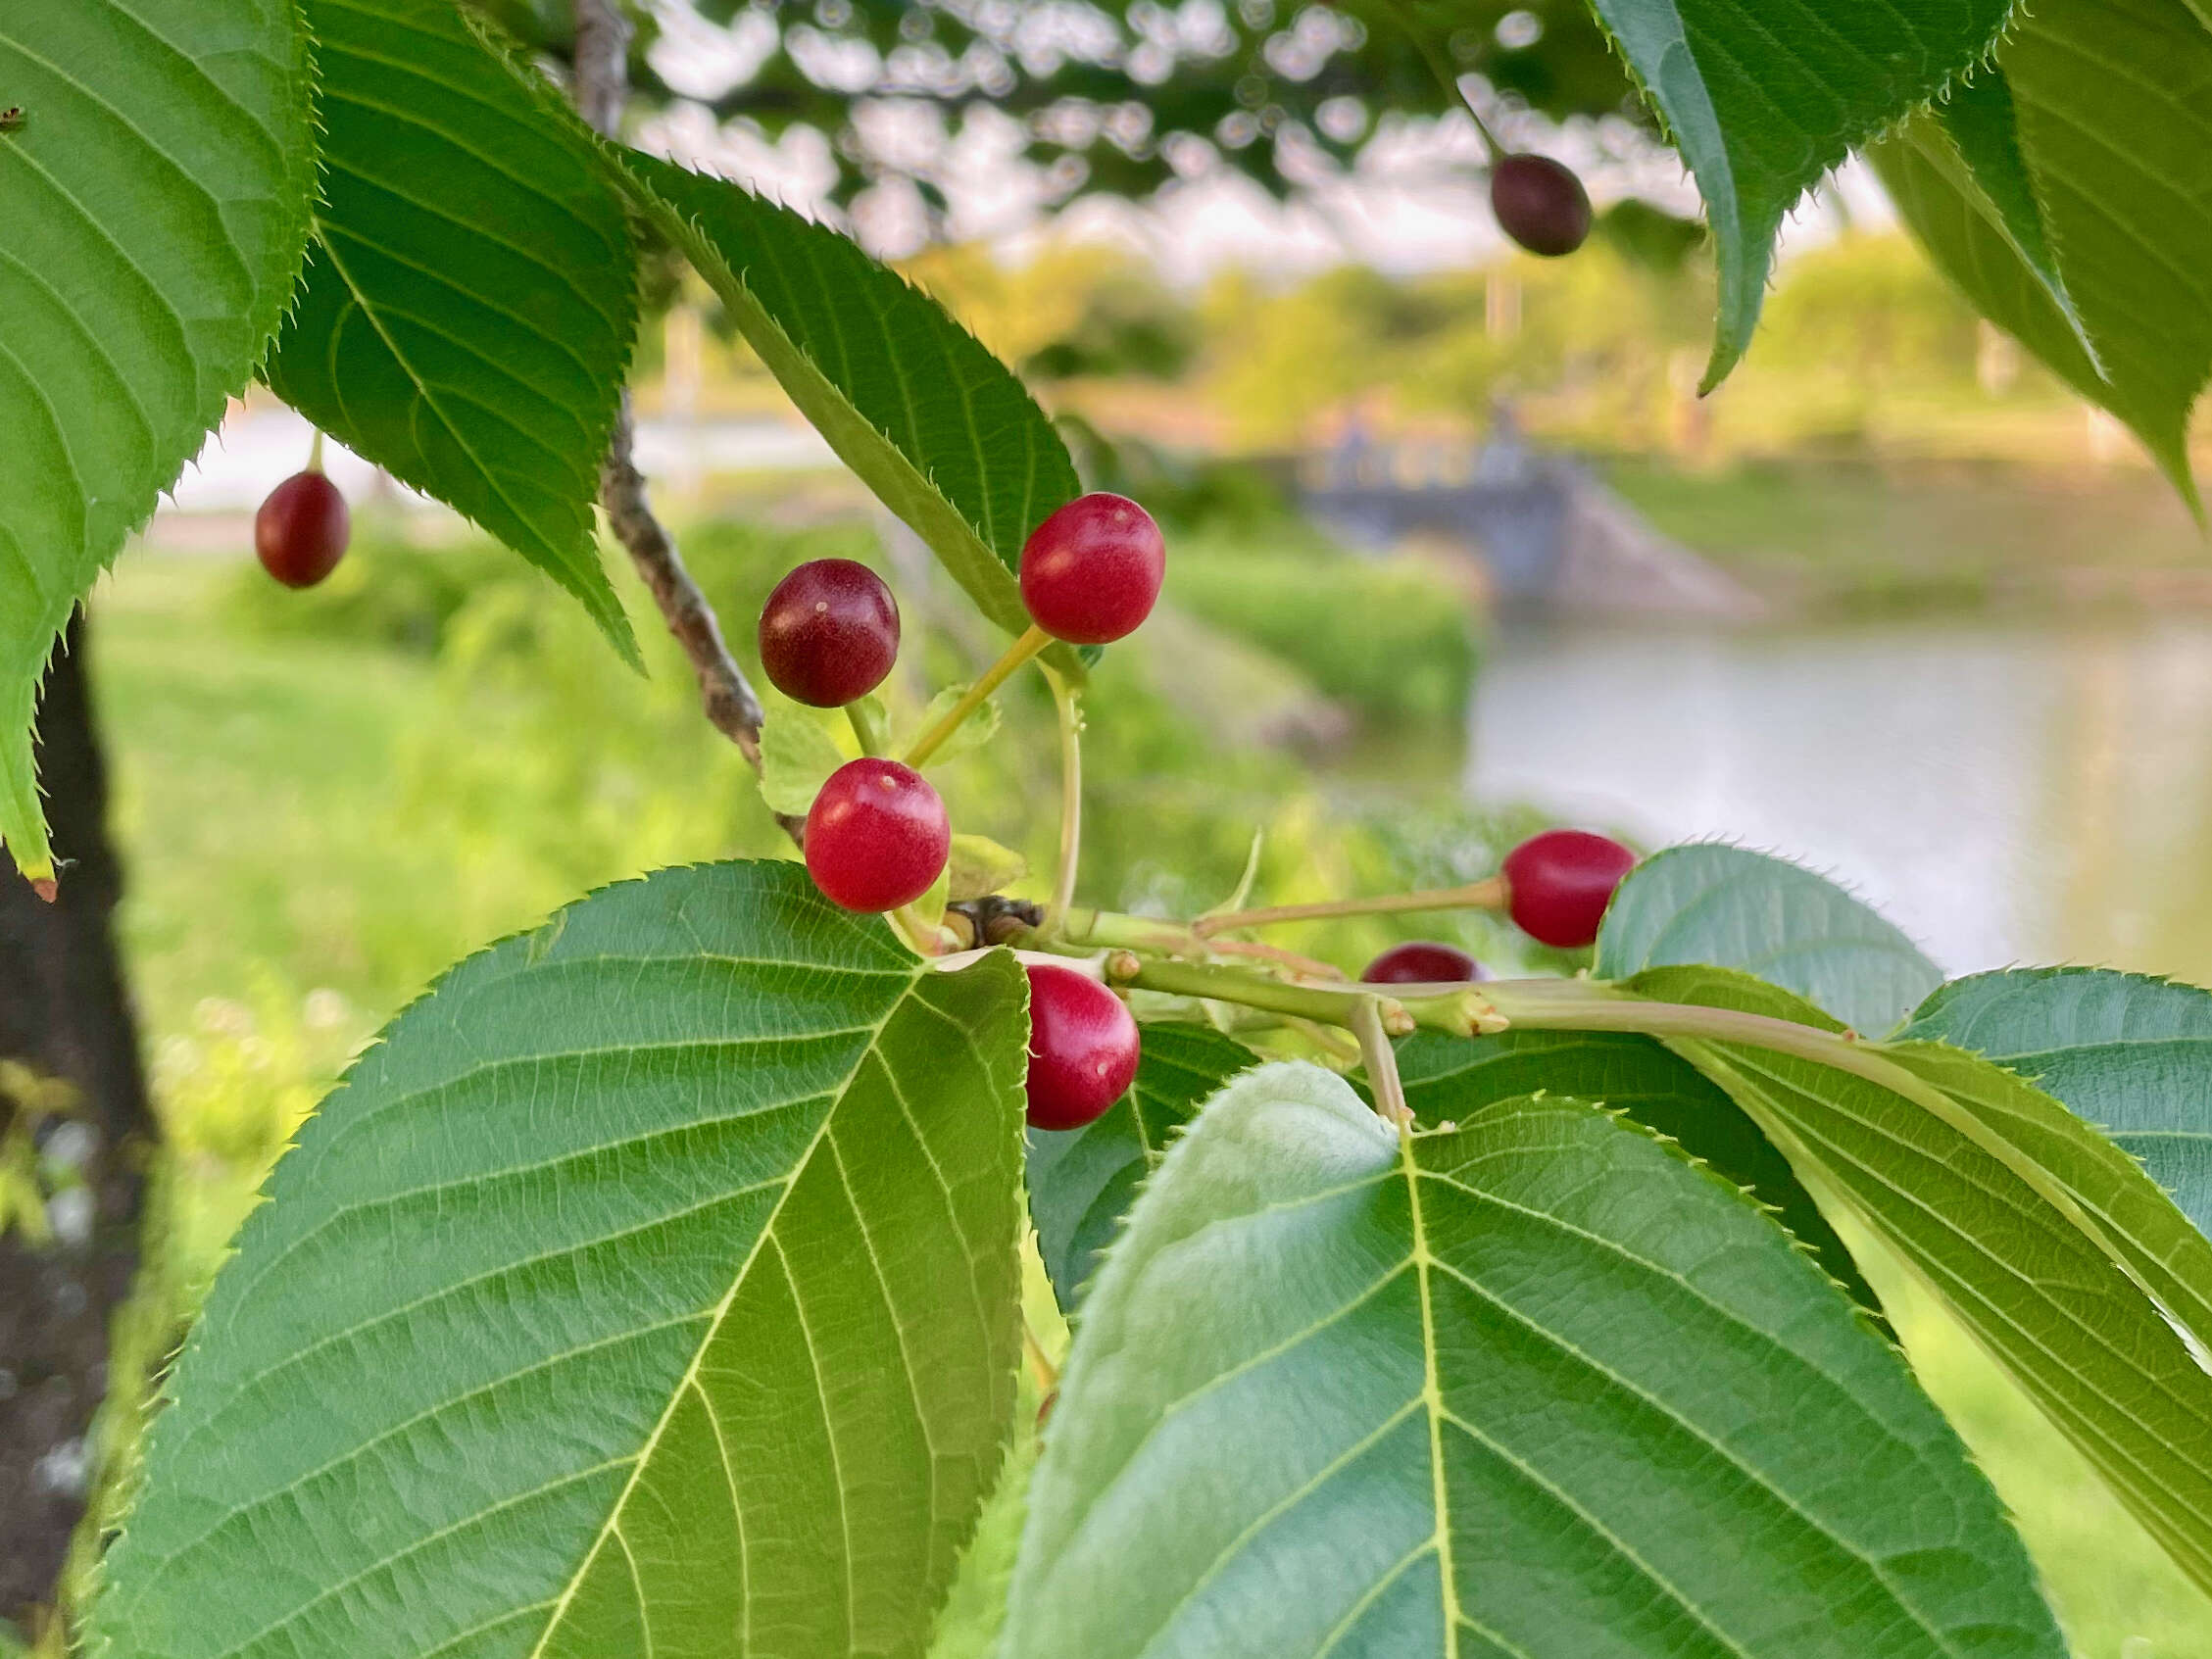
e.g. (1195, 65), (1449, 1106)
(30, 875), (57, 904)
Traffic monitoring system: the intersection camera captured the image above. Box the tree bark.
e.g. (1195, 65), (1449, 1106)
(0, 612), (155, 1634)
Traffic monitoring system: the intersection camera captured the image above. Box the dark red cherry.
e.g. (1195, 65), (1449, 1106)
(1361, 941), (1489, 985)
(804, 757), (950, 912)
(1018, 493), (1165, 645)
(255, 470), (350, 589)
(759, 559), (901, 708)
(1022, 963), (1141, 1131)
(1491, 154), (1593, 258)
(1501, 829), (1637, 949)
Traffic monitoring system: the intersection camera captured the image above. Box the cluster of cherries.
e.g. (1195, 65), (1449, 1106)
(758, 492), (1166, 1134)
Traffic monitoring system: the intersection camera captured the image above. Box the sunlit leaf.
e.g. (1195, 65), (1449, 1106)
(0, 0), (315, 879)
(93, 861), (1029, 1659)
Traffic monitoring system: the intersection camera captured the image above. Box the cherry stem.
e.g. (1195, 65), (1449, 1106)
(1100, 951), (1500, 1037)
(1042, 665), (1083, 935)
(1352, 998), (1414, 1129)
(1193, 876), (1507, 937)
(1381, 0), (1502, 164)
(1057, 907), (1339, 978)
(905, 622), (1052, 767)
(307, 428), (326, 474)
(844, 698), (886, 757)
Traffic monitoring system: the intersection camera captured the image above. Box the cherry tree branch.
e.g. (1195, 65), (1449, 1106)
(570, 0), (805, 845)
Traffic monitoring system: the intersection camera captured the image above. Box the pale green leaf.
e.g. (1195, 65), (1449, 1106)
(1634, 963), (2212, 1598)
(2002, 0), (2212, 512)
(1581, 0), (2012, 387)
(1595, 843), (1941, 1036)
(1394, 1027), (1883, 1325)
(1005, 1063), (2064, 1657)
(265, 0), (640, 659)
(761, 703), (850, 816)
(1025, 1023), (1258, 1310)
(0, 0), (315, 878)
(92, 860), (1029, 1659)
(907, 684), (1003, 765)
(1926, 69), (2086, 343)
(1902, 966), (2212, 1236)
(948, 833), (1027, 903)
(614, 152), (1084, 678)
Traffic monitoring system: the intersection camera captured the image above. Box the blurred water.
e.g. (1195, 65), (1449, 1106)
(1469, 618), (2212, 986)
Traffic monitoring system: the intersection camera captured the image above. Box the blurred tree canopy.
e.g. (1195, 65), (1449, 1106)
(482, 0), (1654, 215)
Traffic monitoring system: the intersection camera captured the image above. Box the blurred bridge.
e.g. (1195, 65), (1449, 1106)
(1300, 415), (1761, 620)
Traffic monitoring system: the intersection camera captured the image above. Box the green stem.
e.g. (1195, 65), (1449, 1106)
(1195, 877), (1507, 937)
(307, 427), (326, 474)
(905, 623), (1052, 767)
(1106, 952), (1499, 1037)
(844, 698), (887, 757)
(1042, 664), (1083, 935)
(1352, 998), (1413, 1128)
(1381, 0), (1502, 163)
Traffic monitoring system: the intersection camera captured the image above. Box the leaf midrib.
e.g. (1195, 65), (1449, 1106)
(520, 958), (932, 1659)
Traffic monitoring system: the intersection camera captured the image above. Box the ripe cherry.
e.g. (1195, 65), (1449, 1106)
(804, 757), (950, 912)
(1018, 492), (1165, 645)
(1491, 154), (1593, 259)
(759, 558), (901, 708)
(1501, 828), (1637, 949)
(1361, 941), (1489, 985)
(1022, 963), (1142, 1131)
(255, 469), (350, 589)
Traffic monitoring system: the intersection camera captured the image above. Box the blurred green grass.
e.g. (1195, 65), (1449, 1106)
(75, 514), (2212, 1657)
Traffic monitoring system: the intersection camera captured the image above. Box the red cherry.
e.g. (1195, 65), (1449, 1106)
(255, 470), (350, 589)
(1501, 829), (1637, 949)
(1018, 492), (1165, 645)
(804, 758), (950, 912)
(1022, 963), (1141, 1131)
(759, 559), (901, 708)
(1490, 154), (1593, 258)
(1361, 941), (1489, 985)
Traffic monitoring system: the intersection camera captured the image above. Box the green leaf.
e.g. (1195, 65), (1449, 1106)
(264, 0), (640, 659)
(1025, 1023), (1258, 1311)
(1394, 1027), (1884, 1327)
(614, 152), (1085, 677)
(1925, 70), (2086, 342)
(1580, 0), (2011, 388)
(1005, 1064), (2066, 1657)
(1595, 843), (1941, 1036)
(1868, 114), (2113, 415)
(1634, 962), (2212, 1598)
(2001, 0), (2212, 511)
(761, 702), (850, 816)
(907, 684), (1003, 765)
(948, 833), (1027, 903)
(0, 0), (315, 879)
(1902, 966), (2212, 1236)
(92, 860), (1029, 1659)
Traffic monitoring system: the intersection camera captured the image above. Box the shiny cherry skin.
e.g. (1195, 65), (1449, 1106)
(1501, 828), (1638, 949)
(1491, 154), (1593, 258)
(804, 758), (950, 912)
(1018, 492), (1165, 645)
(255, 470), (350, 589)
(1361, 941), (1489, 985)
(759, 559), (901, 708)
(1022, 963), (1142, 1131)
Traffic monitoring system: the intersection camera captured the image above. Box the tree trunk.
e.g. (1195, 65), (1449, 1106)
(0, 612), (154, 1635)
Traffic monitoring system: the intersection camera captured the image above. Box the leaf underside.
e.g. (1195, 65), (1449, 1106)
(92, 860), (1029, 1659)
(266, 0), (640, 659)
(614, 151), (1085, 677)
(1004, 1063), (2064, 1658)
(0, 0), (316, 878)
(1595, 843), (1942, 1037)
(1586, 0), (2012, 388)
